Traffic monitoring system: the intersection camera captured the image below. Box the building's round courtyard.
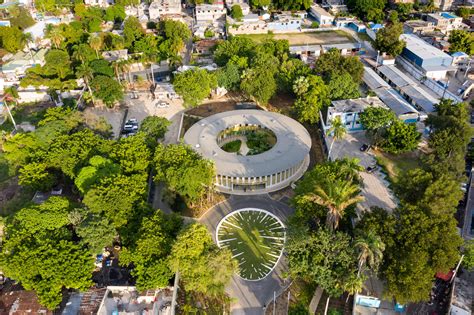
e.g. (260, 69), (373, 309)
(216, 208), (286, 281)
(183, 110), (311, 194)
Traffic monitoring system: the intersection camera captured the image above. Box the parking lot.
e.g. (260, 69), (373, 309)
(86, 91), (185, 142)
(328, 132), (398, 212)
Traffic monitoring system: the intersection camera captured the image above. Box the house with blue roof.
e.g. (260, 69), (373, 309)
(366, 23), (384, 41)
(451, 51), (470, 68)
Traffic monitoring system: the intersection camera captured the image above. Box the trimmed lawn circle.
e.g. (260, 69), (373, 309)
(216, 208), (286, 281)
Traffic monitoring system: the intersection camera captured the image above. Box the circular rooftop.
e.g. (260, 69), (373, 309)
(183, 110), (311, 181)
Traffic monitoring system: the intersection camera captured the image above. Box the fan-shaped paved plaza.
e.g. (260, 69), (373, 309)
(216, 208), (286, 281)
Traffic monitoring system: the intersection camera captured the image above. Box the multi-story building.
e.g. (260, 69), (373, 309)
(426, 12), (467, 33)
(390, 0), (453, 10)
(148, 0), (182, 20)
(323, 97), (389, 133)
(403, 20), (435, 34)
(195, 3), (226, 22)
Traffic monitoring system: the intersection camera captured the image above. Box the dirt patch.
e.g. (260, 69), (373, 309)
(267, 93), (295, 116)
(186, 92), (253, 118)
(240, 30), (355, 46)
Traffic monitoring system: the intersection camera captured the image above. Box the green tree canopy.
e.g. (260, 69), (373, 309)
(287, 227), (359, 297)
(230, 4), (243, 20)
(90, 75), (124, 107)
(448, 30), (474, 55)
(0, 197), (94, 309)
(381, 120), (421, 154)
(120, 211), (183, 290)
(139, 116), (170, 147)
(173, 69), (217, 107)
(314, 49), (364, 83)
(374, 22), (406, 57)
(292, 75), (330, 124)
(327, 71), (361, 100)
(0, 26), (25, 52)
(154, 144), (215, 203)
(168, 223), (237, 296)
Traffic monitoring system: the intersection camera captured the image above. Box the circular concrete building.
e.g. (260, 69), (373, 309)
(184, 110), (311, 194)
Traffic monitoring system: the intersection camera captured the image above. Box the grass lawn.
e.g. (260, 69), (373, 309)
(374, 150), (422, 184)
(217, 209), (285, 280)
(221, 140), (242, 153)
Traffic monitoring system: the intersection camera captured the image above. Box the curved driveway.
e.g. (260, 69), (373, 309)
(199, 195), (294, 315)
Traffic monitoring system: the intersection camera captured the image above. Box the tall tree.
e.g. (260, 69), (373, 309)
(173, 69), (217, 107)
(327, 116), (346, 157)
(381, 120), (420, 154)
(374, 22), (406, 57)
(448, 30), (474, 55)
(354, 231), (385, 276)
(301, 179), (364, 230)
(168, 223), (237, 296)
(293, 75), (330, 124)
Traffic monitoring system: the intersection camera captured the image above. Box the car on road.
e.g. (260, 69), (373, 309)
(155, 101), (169, 108)
(360, 144), (371, 152)
(123, 118), (139, 136)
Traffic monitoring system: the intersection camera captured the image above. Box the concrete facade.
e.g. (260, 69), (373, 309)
(183, 110), (311, 194)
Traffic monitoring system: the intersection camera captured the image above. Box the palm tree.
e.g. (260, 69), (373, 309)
(48, 27), (64, 49)
(341, 274), (364, 303)
(327, 116), (346, 158)
(302, 180), (364, 230)
(23, 32), (36, 65)
(72, 44), (91, 63)
(117, 59), (131, 85)
(354, 231), (385, 276)
(76, 63), (95, 105)
(89, 35), (103, 58)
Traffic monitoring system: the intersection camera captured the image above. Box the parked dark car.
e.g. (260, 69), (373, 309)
(360, 144), (371, 152)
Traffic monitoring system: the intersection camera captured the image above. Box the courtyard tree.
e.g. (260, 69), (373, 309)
(346, 0), (387, 21)
(18, 162), (56, 191)
(173, 69), (217, 107)
(74, 155), (120, 193)
(154, 144), (215, 203)
(75, 210), (117, 254)
(314, 49), (364, 83)
(168, 223), (237, 296)
(374, 22), (406, 57)
(327, 71), (361, 101)
(240, 66), (277, 104)
(272, 0), (312, 10)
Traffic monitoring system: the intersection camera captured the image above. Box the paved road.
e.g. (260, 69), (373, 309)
(199, 195), (294, 315)
(328, 132), (398, 211)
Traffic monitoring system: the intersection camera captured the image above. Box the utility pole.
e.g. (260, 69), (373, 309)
(375, 50), (380, 68)
(2, 100), (17, 131)
(170, 271), (179, 315)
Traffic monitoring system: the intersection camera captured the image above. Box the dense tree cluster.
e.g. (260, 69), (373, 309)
(448, 30), (474, 55)
(0, 105), (235, 309)
(347, 0), (387, 22)
(374, 22), (406, 57)
(173, 69), (217, 107)
(359, 107), (421, 153)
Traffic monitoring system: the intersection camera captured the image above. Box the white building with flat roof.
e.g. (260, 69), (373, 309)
(309, 4), (334, 26)
(195, 3), (226, 22)
(426, 12), (466, 33)
(400, 33), (456, 80)
(148, 0), (182, 20)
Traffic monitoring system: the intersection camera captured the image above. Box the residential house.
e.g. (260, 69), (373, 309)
(225, 0), (250, 15)
(148, 0), (182, 20)
(102, 49), (128, 62)
(267, 13), (304, 32)
(389, 0), (453, 10)
(403, 20), (435, 34)
(323, 97), (389, 133)
(335, 17), (366, 32)
(194, 39), (218, 55)
(1, 49), (47, 82)
(322, 0), (347, 14)
(84, 0), (113, 7)
(426, 12), (467, 33)
(195, 3), (226, 22)
(290, 42), (363, 64)
(451, 51), (470, 68)
(309, 4), (334, 26)
(97, 286), (173, 315)
(399, 33), (456, 80)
